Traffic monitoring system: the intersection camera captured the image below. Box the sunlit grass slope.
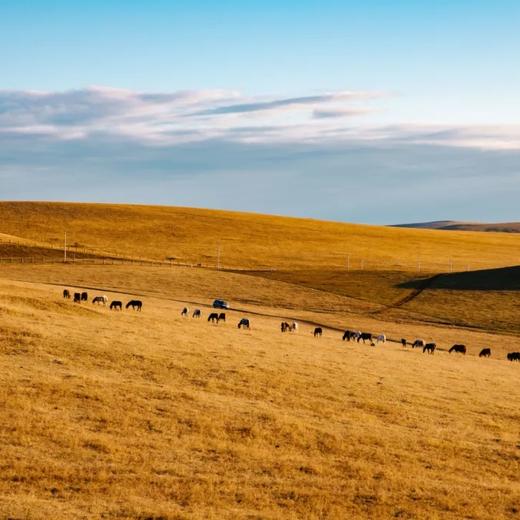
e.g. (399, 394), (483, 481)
(2, 263), (519, 354)
(2, 201), (520, 270)
(1, 279), (519, 519)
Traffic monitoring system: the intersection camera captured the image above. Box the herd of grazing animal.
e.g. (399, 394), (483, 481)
(335, 328), (516, 361)
(61, 288), (518, 361)
(63, 288), (142, 312)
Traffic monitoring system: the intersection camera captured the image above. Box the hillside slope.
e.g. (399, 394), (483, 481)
(1, 278), (519, 519)
(1, 202), (520, 271)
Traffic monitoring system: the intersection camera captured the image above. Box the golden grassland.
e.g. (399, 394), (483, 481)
(1, 202), (520, 518)
(2, 263), (520, 348)
(2, 201), (520, 270)
(1, 277), (519, 519)
(245, 267), (520, 334)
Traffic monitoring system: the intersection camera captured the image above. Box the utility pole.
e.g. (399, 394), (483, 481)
(64, 231), (67, 263)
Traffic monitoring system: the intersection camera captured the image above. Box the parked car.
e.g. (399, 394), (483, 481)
(212, 299), (229, 309)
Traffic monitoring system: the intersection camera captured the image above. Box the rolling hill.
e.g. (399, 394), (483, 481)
(1, 202), (520, 272)
(1, 201), (520, 518)
(394, 220), (520, 233)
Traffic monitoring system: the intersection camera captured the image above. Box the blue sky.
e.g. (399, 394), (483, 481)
(1, 1), (519, 223)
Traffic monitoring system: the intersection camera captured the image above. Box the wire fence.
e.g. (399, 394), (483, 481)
(0, 253), (517, 275)
(1, 237), (518, 273)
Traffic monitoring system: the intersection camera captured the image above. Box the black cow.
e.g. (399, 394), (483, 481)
(238, 318), (250, 329)
(357, 332), (372, 344)
(423, 343), (436, 354)
(401, 338), (407, 347)
(192, 309), (201, 318)
(110, 300), (122, 311)
(218, 312), (226, 322)
(181, 307), (189, 317)
(479, 348), (491, 358)
(73, 292), (81, 303)
(208, 312), (220, 323)
(63, 289), (71, 299)
(313, 327), (322, 337)
(412, 339), (425, 349)
(126, 300), (142, 311)
(449, 344), (466, 355)
(81, 292), (88, 301)
(342, 330), (355, 341)
(507, 352), (520, 362)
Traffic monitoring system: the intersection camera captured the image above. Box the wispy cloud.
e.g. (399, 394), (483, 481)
(0, 86), (381, 144)
(1, 86), (519, 223)
(190, 91), (377, 116)
(1, 86), (519, 150)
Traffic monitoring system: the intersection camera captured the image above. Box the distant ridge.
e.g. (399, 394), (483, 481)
(392, 221), (520, 233)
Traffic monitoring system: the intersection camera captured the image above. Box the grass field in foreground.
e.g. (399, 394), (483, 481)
(1, 202), (519, 518)
(0, 278), (519, 519)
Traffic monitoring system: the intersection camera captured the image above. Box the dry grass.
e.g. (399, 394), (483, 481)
(2, 263), (519, 354)
(1, 278), (519, 519)
(1, 202), (520, 518)
(245, 268), (520, 334)
(2, 201), (520, 271)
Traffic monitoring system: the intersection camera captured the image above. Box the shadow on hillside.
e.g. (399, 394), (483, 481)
(399, 266), (520, 291)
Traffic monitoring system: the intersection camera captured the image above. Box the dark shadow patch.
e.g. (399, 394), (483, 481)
(399, 266), (520, 291)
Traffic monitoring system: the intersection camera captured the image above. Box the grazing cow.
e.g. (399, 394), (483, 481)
(375, 334), (386, 344)
(357, 332), (372, 344)
(181, 307), (189, 317)
(92, 295), (108, 305)
(281, 321), (291, 333)
(238, 318), (250, 329)
(423, 342), (436, 354)
(63, 289), (71, 299)
(126, 300), (143, 311)
(449, 344), (466, 355)
(291, 322), (298, 332)
(81, 292), (88, 301)
(73, 292), (81, 303)
(110, 300), (122, 310)
(412, 339), (425, 349)
(218, 312), (226, 322)
(479, 348), (491, 358)
(507, 352), (520, 362)
(208, 312), (220, 323)
(192, 309), (201, 318)
(313, 327), (322, 337)
(401, 338), (407, 347)
(342, 330), (354, 341)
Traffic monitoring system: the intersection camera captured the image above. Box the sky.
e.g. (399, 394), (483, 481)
(1, 0), (519, 223)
